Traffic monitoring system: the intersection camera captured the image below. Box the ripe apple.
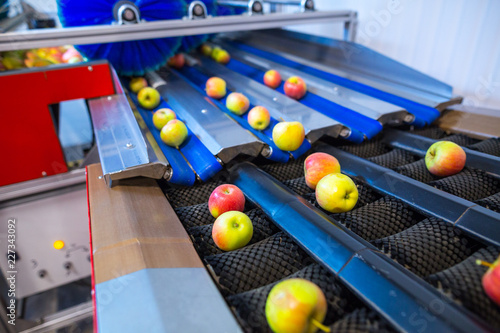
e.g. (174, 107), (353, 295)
(212, 47), (231, 64)
(152, 108), (176, 130)
(266, 278), (328, 333)
(272, 121), (305, 151)
(206, 77), (227, 99)
(137, 87), (161, 110)
(481, 255), (500, 306)
(315, 173), (358, 213)
(226, 92), (250, 115)
(209, 184), (245, 218)
(200, 44), (212, 57)
(304, 153), (341, 190)
(62, 47), (82, 63)
(425, 141), (466, 177)
(129, 77), (148, 93)
(167, 53), (185, 69)
(263, 70), (282, 89)
(248, 106), (271, 130)
(212, 211), (253, 251)
(284, 76), (307, 100)
(160, 119), (188, 148)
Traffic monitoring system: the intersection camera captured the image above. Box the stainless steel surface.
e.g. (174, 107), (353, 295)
(88, 94), (170, 186)
(147, 70), (264, 163)
(218, 40), (409, 125)
(20, 301), (92, 333)
(217, 0), (263, 14)
(0, 168), (86, 203)
(0, 187), (90, 299)
(0, 10), (356, 51)
(196, 56), (344, 142)
(448, 104), (500, 118)
(263, 0), (314, 12)
(230, 29), (458, 108)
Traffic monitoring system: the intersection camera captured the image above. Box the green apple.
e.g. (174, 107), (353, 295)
(266, 278), (328, 333)
(247, 106), (271, 130)
(152, 108), (176, 130)
(137, 87), (161, 110)
(160, 119), (188, 148)
(226, 92), (250, 115)
(315, 173), (358, 213)
(272, 121), (305, 151)
(212, 47), (231, 64)
(212, 211), (253, 251)
(200, 44), (212, 57)
(425, 141), (466, 177)
(129, 77), (148, 93)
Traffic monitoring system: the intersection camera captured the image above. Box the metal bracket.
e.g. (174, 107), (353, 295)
(188, 1), (208, 19)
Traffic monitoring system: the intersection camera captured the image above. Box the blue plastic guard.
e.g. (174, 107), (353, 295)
(228, 41), (440, 126)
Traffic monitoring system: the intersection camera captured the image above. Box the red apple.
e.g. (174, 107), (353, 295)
(265, 278), (328, 333)
(316, 173), (358, 213)
(304, 152), (341, 190)
(284, 76), (307, 100)
(272, 121), (305, 151)
(160, 119), (188, 148)
(247, 106), (271, 130)
(263, 70), (282, 89)
(482, 255), (500, 305)
(212, 211), (253, 251)
(152, 108), (176, 130)
(206, 77), (227, 99)
(226, 92), (250, 115)
(208, 184), (245, 218)
(167, 54), (185, 69)
(425, 141), (466, 177)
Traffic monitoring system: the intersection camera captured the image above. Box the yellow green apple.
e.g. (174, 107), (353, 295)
(272, 121), (305, 151)
(129, 77), (148, 93)
(160, 119), (188, 148)
(425, 141), (466, 177)
(209, 184), (246, 218)
(200, 44), (212, 57)
(265, 278), (328, 333)
(212, 47), (230, 64)
(284, 76), (307, 100)
(153, 108), (176, 130)
(205, 77), (227, 99)
(304, 152), (341, 190)
(264, 69), (282, 89)
(315, 173), (358, 213)
(226, 92), (250, 115)
(247, 106), (271, 130)
(137, 87), (161, 110)
(212, 211), (253, 251)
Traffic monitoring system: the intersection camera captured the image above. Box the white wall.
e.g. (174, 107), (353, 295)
(288, 0), (500, 111)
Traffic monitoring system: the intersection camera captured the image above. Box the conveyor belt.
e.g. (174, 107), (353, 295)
(161, 127), (500, 332)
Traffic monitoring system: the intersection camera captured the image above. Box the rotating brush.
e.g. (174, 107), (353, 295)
(178, 0), (217, 53)
(57, 0), (187, 76)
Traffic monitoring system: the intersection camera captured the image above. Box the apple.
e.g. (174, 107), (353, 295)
(206, 77), (227, 99)
(304, 153), (341, 190)
(212, 47), (231, 64)
(425, 141), (466, 177)
(226, 92), (250, 115)
(200, 44), (212, 57)
(265, 278), (328, 333)
(263, 70), (282, 89)
(129, 77), (148, 93)
(284, 76), (307, 100)
(160, 119), (188, 148)
(272, 121), (305, 151)
(480, 256), (500, 306)
(316, 173), (358, 213)
(153, 108), (176, 130)
(62, 47), (82, 63)
(137, 87), (161, 110)
(212, 211), (253, 251)
(248, 106), (271, 130)
(209, 184), (246, 218)
(167, 53), (185, 69)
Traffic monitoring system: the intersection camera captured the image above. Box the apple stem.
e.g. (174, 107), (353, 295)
(476, 259), (493, 268)
(311, 319), (330, 333)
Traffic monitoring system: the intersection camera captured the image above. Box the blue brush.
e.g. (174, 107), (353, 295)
(57, 0), (187, 76)
(178, 0), (218, 53)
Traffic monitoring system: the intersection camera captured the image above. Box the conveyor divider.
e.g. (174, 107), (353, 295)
(224, 57), (383, 139)
(227, 41), (440, 126)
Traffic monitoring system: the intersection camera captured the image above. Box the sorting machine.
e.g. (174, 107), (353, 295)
(1, 3), (500, 333)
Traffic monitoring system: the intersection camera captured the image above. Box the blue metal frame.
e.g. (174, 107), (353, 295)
(231, 162), (492, 333)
